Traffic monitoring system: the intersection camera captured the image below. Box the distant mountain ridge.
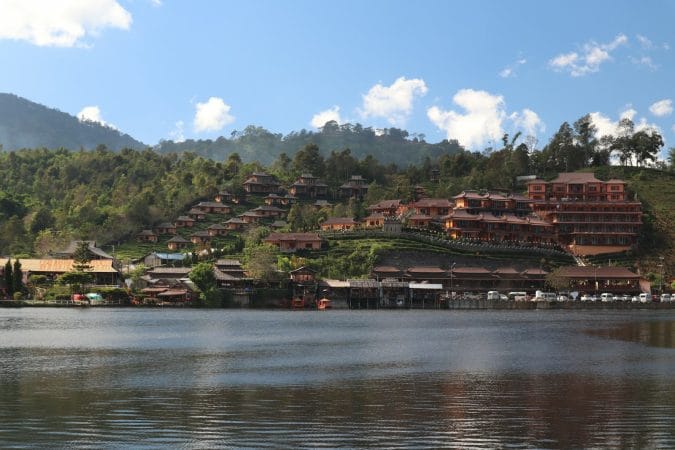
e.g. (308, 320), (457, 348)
(0, 93), (464, 166)
(0, 93), (145, 151)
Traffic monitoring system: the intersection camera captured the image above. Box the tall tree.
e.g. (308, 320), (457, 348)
(12, 259), (23, 294)
(72, 241), (93, 273)
(293, 143), (325, 177)
(3, 259), (13, 297)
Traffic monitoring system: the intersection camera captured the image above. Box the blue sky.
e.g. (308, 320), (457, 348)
(1, 0), (673, 158)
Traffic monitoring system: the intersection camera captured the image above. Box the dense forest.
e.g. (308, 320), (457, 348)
(0, 93), (145, 151)
(0, 111), (672, 261)
(155, 122), (463, 166)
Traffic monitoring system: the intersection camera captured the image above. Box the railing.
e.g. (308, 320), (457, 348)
(319, 229), (571, 258)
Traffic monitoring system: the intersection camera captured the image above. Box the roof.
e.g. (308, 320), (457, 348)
(137, 229), (157, 236)
(239, 211), (263, 217)
(452, 191), (485, 200)
(447, 209), (481, 220)
(453, 267), (493, 275)
(290, 266), (317, 274)
(157, 289), (189, 297)
(207, 223), (227, 230)
(175, 215), (195, 222)
(188, 208), (205, 215)
(323, 217), (358, 225)
(606, 179), (627, 184)
(197, 201), (229, 208)
(191, 231), (211, 238)
(224, 217), (247, 224)
(151, 253), (186, 261)
(265, 232), (323, 242)
(167, 235), (190, 243)
(148, 267), (192, 275)
(215, 259), (242, 266)
(367, 199), (402, 210)
(407, 266), (446, 274)
(556, 266), (639, 279)
(0, 258), (118, 273)
(414, 198), (454, 208)
(56, 240), (114, 259)
(253, 205), (285, 212)
(373, 266), (402, 273)
(549, 172), (602, 184)
(409, 283), (443, 290)
(407, 214), (433, 220)
(213, 267), (240, 281)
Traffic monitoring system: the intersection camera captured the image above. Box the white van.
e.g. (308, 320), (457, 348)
(487, 291), (501, 301)
(639, 293), (651, 303)
(508, 291), (527, 301)
(600, 293), (614, 302)
(535, 291), (557, 302)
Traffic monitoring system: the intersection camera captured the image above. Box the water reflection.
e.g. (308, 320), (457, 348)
(589, 320), (675, 349)
(2, 373), (675, 448)
(2, 309), (675, 448)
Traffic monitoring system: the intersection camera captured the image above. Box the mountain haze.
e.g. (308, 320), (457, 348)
(0, 93), (145, 151)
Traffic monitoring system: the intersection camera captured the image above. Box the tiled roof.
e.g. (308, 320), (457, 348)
(549, 172), (602, 184)
(265, 232), (323, 242)
(323, 217), (358, 225)
(414, 198), (454, 207)
(0, 258), (118, 273)
(556, 266), (639, 279)
(167, 235), (190, 243)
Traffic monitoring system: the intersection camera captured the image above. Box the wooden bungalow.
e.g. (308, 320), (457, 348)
(321, 217), (359, 231)
(136, 229), (158, 243)
(406, 214), (433, 228)
(239, 211), (264, 224)
(190, 231), (212, 245)
(187, 208), (207, 221)
(264, 232), (324, 252)
(289, 173), (328, 198)
(339, 175), (369, 199)
(207, 223), (228, 237)
(363, 212), (385, 229)
(167, 235), (190, 250)
(214, 190), (234, 203)
(154, 222), (176, 235)
(412, 198), (453, 218)
(194, 201), (232, 214)
(264, 193), (284, 206)
(252, 205), (286, 219)
(366, 199), (405, 217)
(223, 217), (248, 230)
(174, 216), (196, 228)
(242, 172), (281, 194)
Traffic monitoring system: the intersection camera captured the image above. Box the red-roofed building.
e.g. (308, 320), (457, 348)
(411, 198), (453, 218)
(264, 232), (324, 252)
(321, 217), (359, 231)
(366, 199), (405, 216)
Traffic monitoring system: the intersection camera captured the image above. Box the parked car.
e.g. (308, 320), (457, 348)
(661, 293), (672, 303)
(600, 293), (614, 302)
(631, 296), (639, 303)
(639, 293), (651, 303)
(557, 295), (568, 302)
(621, 295), (630, 302)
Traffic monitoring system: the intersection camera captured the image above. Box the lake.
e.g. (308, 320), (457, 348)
(1, 308), (675, 448)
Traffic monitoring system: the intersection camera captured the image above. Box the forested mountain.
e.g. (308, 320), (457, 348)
(0, 93), (145, 151)
(155, 122), (464, 166)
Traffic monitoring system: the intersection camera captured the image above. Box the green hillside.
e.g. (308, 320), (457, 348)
(0, 93), (145, 151)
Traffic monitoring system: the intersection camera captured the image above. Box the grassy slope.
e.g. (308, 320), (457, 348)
(582, 167), (675, 276)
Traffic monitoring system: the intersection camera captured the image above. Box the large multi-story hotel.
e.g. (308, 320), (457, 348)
(526, 173), (642, 249)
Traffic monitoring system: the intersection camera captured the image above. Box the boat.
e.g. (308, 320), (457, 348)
(291, 296), (305, 309)
(317, 297), (331, 310)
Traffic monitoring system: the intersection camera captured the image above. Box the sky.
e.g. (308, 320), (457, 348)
(0, 0), (674, 158)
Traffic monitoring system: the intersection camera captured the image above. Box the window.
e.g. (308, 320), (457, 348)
(610, 185), (620, 191)
(305, 243), (314, 249)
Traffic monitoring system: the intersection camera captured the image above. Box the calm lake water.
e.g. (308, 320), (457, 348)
(1, 308), (675, 448)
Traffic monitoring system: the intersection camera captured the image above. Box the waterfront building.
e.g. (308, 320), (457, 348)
(0, 258), (120, 285)
(553, 266), (642, 294)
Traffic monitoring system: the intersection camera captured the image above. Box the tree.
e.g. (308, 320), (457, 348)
(244, 244), (280, 284)
(631, 130), (663, 167)
(293, 143), (325, 177)
(3, 259), (13, 297)
(12, 259), (23, 294)
(189, 262), (217, 292)
(72, 241), (93, 272)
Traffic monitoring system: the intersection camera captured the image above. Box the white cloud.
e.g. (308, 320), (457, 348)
(193, 97), (235, 133)
(509, 109), (545, 136)
(636, 34), (654, 49)
(649, 99), (672, 117)
(499, 57), (527, 78)
(427, 89), (543, 149)
(77, 105), (115, 128)
(549, 34), (628, 76)
(590, 108), (660, 138)
(310, 106), (342, 129)
(169, 120), (185, 143)
(0, 0), (132, 47)
(360, 77), (428, 126)
(631, 55), (658, 70)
